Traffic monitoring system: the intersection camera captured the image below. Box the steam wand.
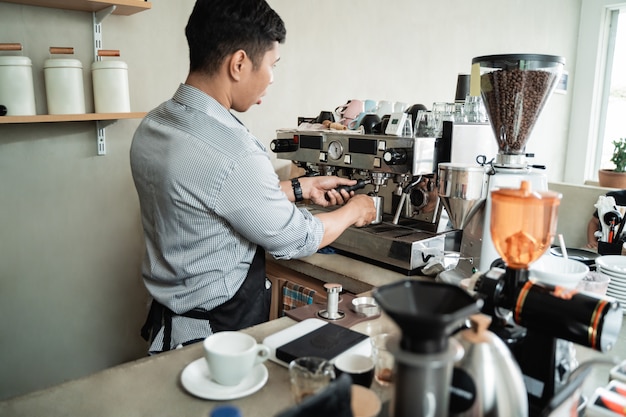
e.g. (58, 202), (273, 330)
(392, 176), (422, 225)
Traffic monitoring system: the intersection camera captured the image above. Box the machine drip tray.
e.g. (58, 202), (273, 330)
(307, 205), (459, 273)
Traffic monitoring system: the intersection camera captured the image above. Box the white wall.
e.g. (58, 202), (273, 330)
(249, 0), (581, 181)
(0, 0), (581, 400)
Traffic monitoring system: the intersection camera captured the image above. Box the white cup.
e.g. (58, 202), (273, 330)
(203, 331), (270, 386)
(393, 101), (408, 113)
(376, 100), (394, 118)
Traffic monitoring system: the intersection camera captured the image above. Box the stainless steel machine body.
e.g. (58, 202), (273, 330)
(271, 129), (456, 273)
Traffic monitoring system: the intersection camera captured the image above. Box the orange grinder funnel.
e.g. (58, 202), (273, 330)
(490, 180), (562, 269)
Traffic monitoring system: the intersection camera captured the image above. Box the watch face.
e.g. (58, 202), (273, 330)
(328, 141), (344, 160)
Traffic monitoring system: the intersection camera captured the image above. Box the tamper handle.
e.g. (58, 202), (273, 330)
(324, 179), (370, 201)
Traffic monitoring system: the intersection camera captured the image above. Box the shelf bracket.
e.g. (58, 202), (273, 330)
(93, 6), (116, 61)
(96, 120), (117, 156)
(93, 6), (116, 155)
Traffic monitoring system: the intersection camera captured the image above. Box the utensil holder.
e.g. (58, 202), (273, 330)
(598, 240), (624, 256)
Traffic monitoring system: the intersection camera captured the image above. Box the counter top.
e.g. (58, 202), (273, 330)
(2, 253), (624, 417)
(267, 252), (415, 295)
(0, 314), (399, 417)
(1, 308), (621, 417)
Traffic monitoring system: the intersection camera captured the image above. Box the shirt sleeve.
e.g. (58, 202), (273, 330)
(214, 149), (325, 260)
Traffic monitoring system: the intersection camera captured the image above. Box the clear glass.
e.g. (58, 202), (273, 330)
(414, 110), (437, 137)
(464, 95), (488, 123)
(490, 180), (562, 269)
(370, 333), (395, 386)
(432, 102), (455, 137)
(288, 356), (335, 404)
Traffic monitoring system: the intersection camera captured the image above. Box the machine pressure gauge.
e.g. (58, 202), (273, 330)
(327, 141), (344, 160)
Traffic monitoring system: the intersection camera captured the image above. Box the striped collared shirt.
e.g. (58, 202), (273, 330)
(130, 84), (324, 351)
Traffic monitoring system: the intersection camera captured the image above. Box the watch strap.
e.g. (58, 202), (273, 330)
(291, 178), (303, 202)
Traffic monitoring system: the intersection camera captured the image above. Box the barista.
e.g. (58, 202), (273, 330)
(586, 189), (626, 249)
(130, 0), (376, 353)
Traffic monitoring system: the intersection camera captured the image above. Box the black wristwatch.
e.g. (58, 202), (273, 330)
(291, 178), (303, 202)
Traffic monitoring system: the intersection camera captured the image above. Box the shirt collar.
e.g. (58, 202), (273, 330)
(172, 83), (243, 128)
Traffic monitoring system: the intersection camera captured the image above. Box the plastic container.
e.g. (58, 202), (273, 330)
(0, 43), (36, 116)
(91, 53), (130, 113)
(44, 53), (86, 115)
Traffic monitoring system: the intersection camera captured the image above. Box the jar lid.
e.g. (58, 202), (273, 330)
(491, 180), (561, 203)
(0, 56), (32, 67)
(43, 58), (83, 69)
(91, 60), (128, 70)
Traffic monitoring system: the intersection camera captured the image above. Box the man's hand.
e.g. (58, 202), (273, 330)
(303, 176), (360, 206)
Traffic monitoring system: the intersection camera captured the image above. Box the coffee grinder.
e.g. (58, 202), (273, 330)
(372, 280), (482, 417)
(472, 179), (623, 416)
(439, 54), (565, 278)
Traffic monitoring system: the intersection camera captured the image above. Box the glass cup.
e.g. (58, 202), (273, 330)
(576, 271), (610, 296)
(370, 334), (395, 386)
(414, 110), (437, 138)
(464, 95), (487, 123)
(288, 356), (335, 404)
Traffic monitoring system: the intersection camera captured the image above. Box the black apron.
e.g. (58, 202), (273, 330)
(140, 247), (270, 351)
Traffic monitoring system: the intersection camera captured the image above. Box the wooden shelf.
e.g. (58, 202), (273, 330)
(0, 0), (151, 15)
(0, 112), (147, 124)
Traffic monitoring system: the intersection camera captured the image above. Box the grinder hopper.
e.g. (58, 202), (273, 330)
(472, 53), (565, 168)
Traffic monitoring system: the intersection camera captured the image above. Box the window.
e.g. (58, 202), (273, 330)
(598, 8), (626, 172)
(565, 0), (626, 184)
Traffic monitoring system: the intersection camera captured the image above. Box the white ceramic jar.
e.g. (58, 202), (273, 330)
(44, 58), (86, 115)
(91, 60), (130, 113)
(0, 55), (37, 115)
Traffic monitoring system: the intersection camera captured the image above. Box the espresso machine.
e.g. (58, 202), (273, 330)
(471, 179), (623, 416)
(271, 127), (457, 274)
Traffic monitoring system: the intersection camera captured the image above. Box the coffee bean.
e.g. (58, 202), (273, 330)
(481, 69), (556, 153)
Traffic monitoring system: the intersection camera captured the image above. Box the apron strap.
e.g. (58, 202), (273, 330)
(140, 246), (270, 351)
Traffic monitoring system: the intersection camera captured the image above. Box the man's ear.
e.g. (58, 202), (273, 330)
(228, 50), (247, 81)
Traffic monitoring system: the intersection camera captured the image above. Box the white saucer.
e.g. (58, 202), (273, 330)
(597, 256), (626, 274)
(598, 268), (626, 279)
(180, 358), (268, 400)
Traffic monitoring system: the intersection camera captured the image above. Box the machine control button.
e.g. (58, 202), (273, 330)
(374, 157), (381, 168)
(319, 152), (327, 162)
(270, 139), (298, 153)
(378, 141), (387, 151)
(343, 155), (352, 164)
(383, 148), (408, 165)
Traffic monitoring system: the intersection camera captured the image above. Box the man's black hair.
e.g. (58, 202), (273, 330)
(185, 0), (287, 74)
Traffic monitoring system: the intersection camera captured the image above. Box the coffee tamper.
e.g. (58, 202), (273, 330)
(318, 283), (345, 320)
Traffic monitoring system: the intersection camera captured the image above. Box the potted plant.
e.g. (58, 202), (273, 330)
(599, 138), (626, 188)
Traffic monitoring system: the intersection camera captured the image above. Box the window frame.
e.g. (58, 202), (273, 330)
(566, 0), (626, 184)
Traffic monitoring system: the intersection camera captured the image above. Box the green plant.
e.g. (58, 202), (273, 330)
(611, 138), (626, 172)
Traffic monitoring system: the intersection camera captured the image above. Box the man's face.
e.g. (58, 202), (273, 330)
(232, 42), (280, 112)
